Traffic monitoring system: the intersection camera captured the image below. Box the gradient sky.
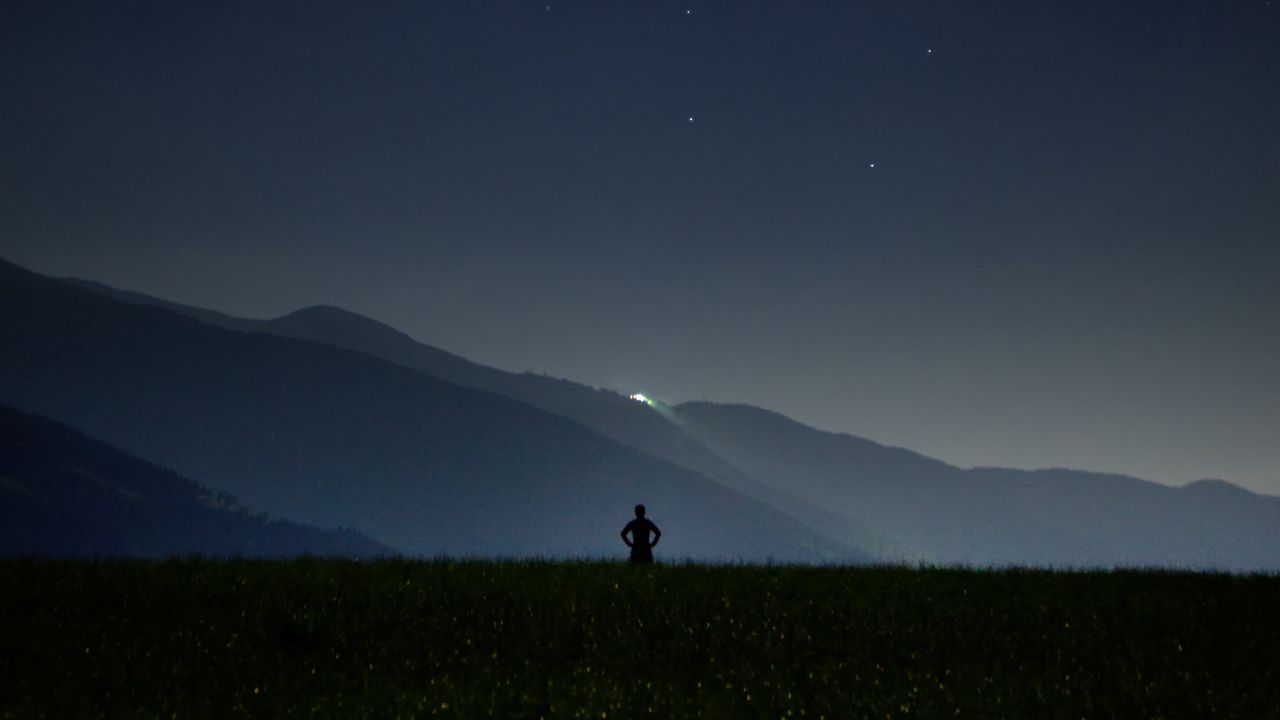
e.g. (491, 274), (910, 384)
(3, 1), (1278, 493)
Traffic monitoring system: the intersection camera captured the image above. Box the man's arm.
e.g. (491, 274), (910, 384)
(650, 522), (661, 547)
(620, 523), (633, 547)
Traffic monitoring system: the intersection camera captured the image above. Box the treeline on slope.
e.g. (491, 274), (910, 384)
(0, 403), (391, 558)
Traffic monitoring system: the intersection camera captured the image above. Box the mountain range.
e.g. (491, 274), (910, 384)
(4, 256), (1279, 569)
(0, 258), (852, 562)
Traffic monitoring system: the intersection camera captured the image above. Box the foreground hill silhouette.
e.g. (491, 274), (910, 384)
(0, 259), (856, 562)
(673, 402), (1280, 570)
(0, 403), (389, 558)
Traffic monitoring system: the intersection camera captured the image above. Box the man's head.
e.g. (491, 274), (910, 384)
(634, 504), (646, 518)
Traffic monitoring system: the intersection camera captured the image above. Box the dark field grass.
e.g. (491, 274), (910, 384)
(1, 560), (1278, 718)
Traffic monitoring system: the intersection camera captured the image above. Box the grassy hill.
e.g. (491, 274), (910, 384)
(2, 560), (1276, 718)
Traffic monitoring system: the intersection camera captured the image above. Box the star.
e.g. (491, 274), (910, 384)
(868, 162), (876, 169)
(688, 116), (696, 124)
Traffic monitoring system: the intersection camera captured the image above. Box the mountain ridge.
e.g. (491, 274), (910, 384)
(62, 272), (886, 557)
(4, 258), (863, 562)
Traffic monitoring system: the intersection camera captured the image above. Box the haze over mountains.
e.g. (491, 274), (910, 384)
(4, 257), (1279, 569)
(671, 404), (1280, 570)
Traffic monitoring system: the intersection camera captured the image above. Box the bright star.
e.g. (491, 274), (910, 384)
(868, 162), (876, 168)
(688, 116), (695, 123)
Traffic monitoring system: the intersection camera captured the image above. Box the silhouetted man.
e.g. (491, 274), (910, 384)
(621, 504), (661, 564)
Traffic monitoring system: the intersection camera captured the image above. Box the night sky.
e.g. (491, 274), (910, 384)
(2, 1), (1278, 493)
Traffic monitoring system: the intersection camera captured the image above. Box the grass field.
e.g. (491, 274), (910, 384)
(1, 560), (1277, 718)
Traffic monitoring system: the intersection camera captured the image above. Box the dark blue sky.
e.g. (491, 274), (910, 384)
(3, 1), (1278, 492)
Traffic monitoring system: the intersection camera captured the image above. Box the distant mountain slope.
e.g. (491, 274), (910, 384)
(67, 278), (746, 486)
(673, 402), (1280, 570)
(65, 277), (884, 557)
(3, 259), (861, 562)
(0, 403), (390, 558)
